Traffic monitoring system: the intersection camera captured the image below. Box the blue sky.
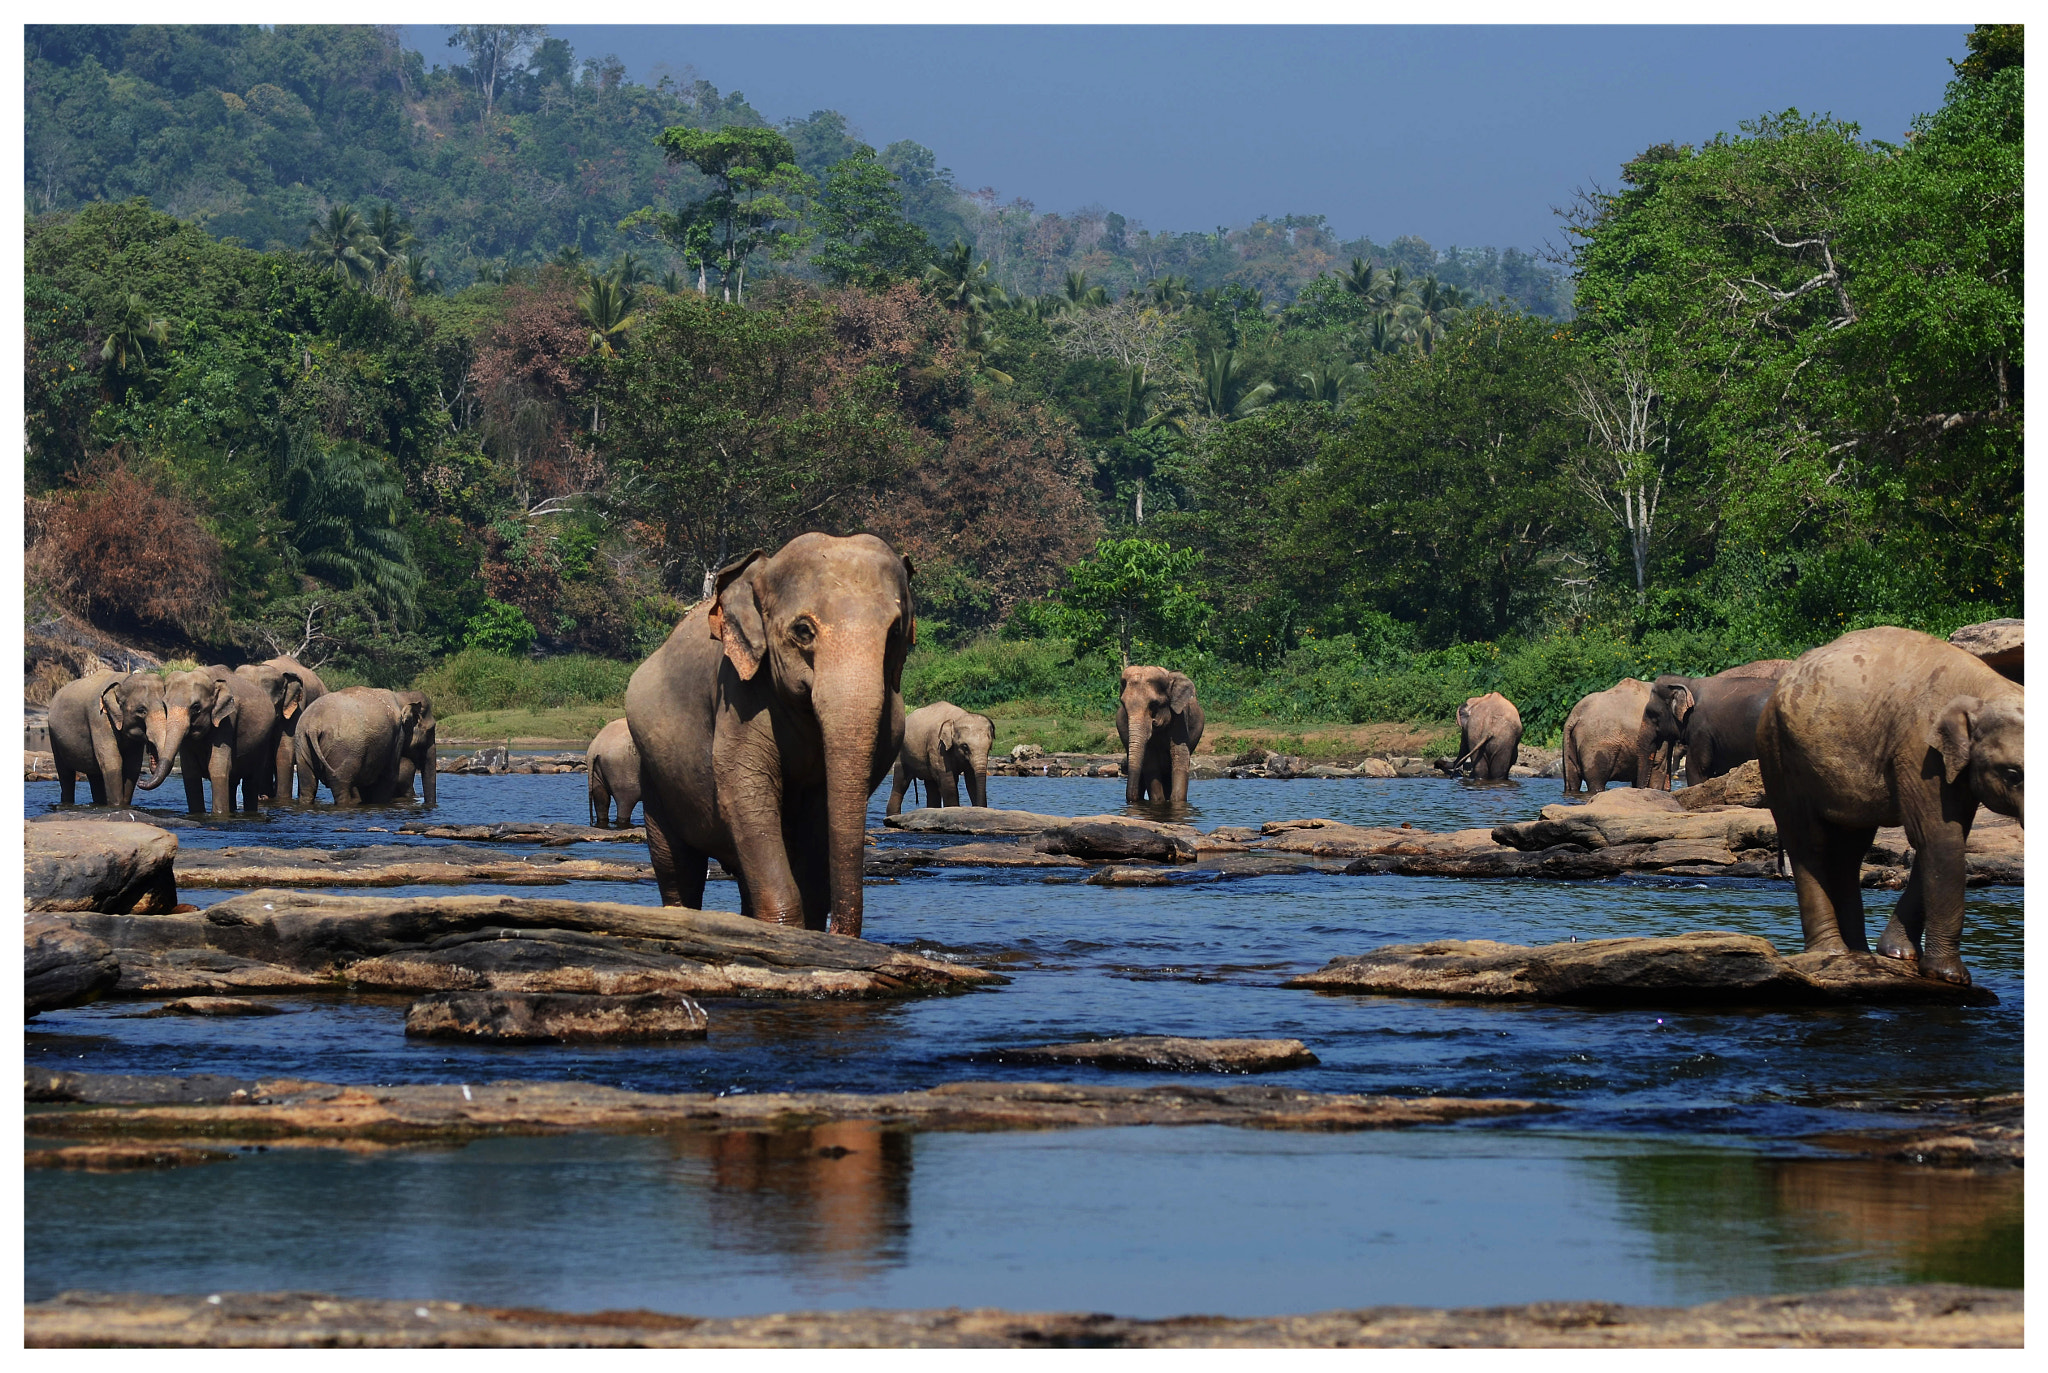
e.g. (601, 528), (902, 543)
(401, 25), (1968, 254)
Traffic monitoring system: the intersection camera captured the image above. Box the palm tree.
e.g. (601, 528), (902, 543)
(1113, 365), (1186, 436)
(1294, 366), (1345, 405)
(99, 293), (170, 375)
(1401, 276), (1466, 355)
(924, 241), (1008, 315)
(608, 251), (651, 288)
(364, 204), (414, 263)
(397, 252), (440, 296)
(279, 437), (422, 625)
(659, 268), (686, 295)
(960, 315), (1013, 385)
(1198, 347), (1277, 420)
(553, 244), (587, 276)
(1060, 269), (1109, 311)
(1147, 275), (1190, 310)
(1338, 256), (1383, 303)
(302, 205), (380, 287)
(579, 276), (637, 430)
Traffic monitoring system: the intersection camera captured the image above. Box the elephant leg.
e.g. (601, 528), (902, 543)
(1885, 811), (1974, 984)
(181, 746), (209, 814)
(937, 772), (960, 808)
(1803, 823), (1875, 954)
(1878, 861), (1927, 963)
(719, 767), (804, 927)
(1781, 812), (1859, 954)
(886, 762), (909, 817)
(787, 791), (833, 931)
(84, 770), (108, 806)
(208, 743), (235, 818)
(642, 798), (705, 909)
(968, 768), (988, 809)
(589, 775), (610, 828)
(57, 768), (77, 807)
(240, 771), (263, 814)
(1169, 741), (1192, 803)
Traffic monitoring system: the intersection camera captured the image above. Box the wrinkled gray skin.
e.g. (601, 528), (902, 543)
(295, 687), (430, 805)
(587, 717), (642, 828)
(133, 669), (278, 815)
(255, 655), (329, 800)
(1758, 627), (2023, 986)
(227, 662), (306, 800)
(1449, 692), (1523, 781)
(1117, 666), (1205, 804)
(1562, 678), (1668, 794)
(1636, 660), (1791, 786)
(887, 702), (996, 815)
(624, 533), (914, 937)
(1639, 671), (1781, 787)
(48, 670), (165, 807)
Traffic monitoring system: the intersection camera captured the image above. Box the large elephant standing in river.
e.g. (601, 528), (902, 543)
(133, 669), (282, 815)
(1638, 667), (1785, 787)
(587, 717), (641, 828)
(223, 662), (305, 800)
(1117, 666), (1205, 805)
(1562, 678), (1667, 794)
(1447, 692), (1523, 781)
(1757, 627), (2022, 986)
(624, 533), (914, 937)
(295, 687), (431, 805)
(251, 655), (328, 800)
(48, 670), (164, 807)
(887, 701), (996, 814)
(1635, 660), (1791, 786)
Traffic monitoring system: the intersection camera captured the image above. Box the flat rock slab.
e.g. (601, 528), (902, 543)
(28, 808), (199, 828)
(885, 808), (1200, 841)
(397, 821), (645, 844)
(405, 990), (708, 1043)
(25, 915), (122, 1016)
(1289, 932), (1999, 1007)
(24, 1073), (1552, 1145)
(177, 843), (653, 888)
(25, 1144), (235, 1171)
(1043, 819), (1197, 863)
(1805, 1093), (2022, 1169)
(133, 997), (286, 1018)
(45, 890), (1004, 1001)
(995, 1037), (1319, 1073)
(25, 821), (180, 914)
(23, 1285), (2020, 1348)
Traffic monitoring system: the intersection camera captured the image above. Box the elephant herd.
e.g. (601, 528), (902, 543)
(1559, 660), (1792, 794)
(49, 655), (436, 815)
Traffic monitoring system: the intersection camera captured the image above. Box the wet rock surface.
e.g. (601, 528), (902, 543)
(22, 1071), (1553, 1144)
(37, 891), (1006, 1001)
(1805, 1094), (2023, 1169)
(25, 821), (180, 914)
(1043, 819), (1198, 863)
(23, 1285), (2021, 1348)
(25, 915), (122, 1016)
(133, 997), (285, 1018)
(993, 1036), (1319, 1073)
(1674, 761), (1771, 810)
(396, 821), (644, 844)
(177, 842), (654, 888)
(405, 990), (709, 1043)
(1288, 933), (2000, 1007)
(28, 808), (199, 828)
(25, 1144), (235, 1171)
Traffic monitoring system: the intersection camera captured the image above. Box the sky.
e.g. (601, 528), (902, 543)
(399, 25), (1969, 254)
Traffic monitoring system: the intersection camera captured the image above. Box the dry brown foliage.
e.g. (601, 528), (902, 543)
(26, 456), (225, 636)
(470, 271), (600, 504)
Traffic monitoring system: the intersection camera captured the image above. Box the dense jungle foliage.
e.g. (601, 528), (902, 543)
(23, 24), (2023, 741)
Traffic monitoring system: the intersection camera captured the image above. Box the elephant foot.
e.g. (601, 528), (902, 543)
(1916, 953), (1973, 986)
(1801, 934), (1854, 956)
(1875, 924), (1919, 961)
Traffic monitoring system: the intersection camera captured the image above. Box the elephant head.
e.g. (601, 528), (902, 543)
(392, 690), (438, 805)
(708, 533), (915, 936)
(1120, 666), (1197, 804)
(939, 711), (996, 808)
(1932, 694), (2024, 824)
(135, 670), (233, 790)
(235, 662), (305, 722)
(1636, 675), (1694, 785)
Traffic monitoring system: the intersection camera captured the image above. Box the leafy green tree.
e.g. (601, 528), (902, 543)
(279, 435), (422, 624)
(812, 145), (931, 287)
(1056, 536), (1208, 668)
(640, 125), (813, 302)
(449, 24), (544, 123)
(923, 240), (1006, 314)
(302, 204), (380, 287)
(578, 276), (637, 359)
(98, 292), (168, 375)
(465, 598), (538, 654)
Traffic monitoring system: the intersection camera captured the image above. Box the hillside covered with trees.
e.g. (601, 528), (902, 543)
(23, 24), (2022, 742)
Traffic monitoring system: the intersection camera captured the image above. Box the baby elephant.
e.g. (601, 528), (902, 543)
(1758, 626), (2023, 985)
(295, 687), (435, 805)
(587, 717), (642, 827)
(888, 702), (996, 815)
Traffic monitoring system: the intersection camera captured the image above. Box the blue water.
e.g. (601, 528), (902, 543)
(24, 770), (2026, 1315)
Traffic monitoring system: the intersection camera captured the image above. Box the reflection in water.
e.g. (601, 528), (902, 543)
(1595, 1151), (2023, 1296)
(678, 1123), (912, 1279)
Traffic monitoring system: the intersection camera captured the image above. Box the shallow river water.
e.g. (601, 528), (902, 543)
(24, 768), (2024, 1314)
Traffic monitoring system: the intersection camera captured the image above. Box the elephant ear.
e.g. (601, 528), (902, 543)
(399, 697), (424, 738)
(938, 718), (961, 752)
(1168, 674), (1197, 715)
(1930, 696), (1983, 784)
(280, 674), (305, 719)
(98, 677), (125, 731)
(209, 679), (238, 729)
(707, 551), (768, 682)
(1666, 683), (1696, 726)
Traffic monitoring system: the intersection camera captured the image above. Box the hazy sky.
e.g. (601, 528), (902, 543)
(400, 25), (1968, 253)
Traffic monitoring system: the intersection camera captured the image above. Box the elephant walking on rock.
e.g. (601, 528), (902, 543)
(1448, 692), (1522, 781)
(888, 702), (995, 815)
(1562, 678), (1666, 794)
(1758, 627), (2022, 986)
(295, 687), (435, 806)
(587, 717), (642, 828)
(625, 533), (915, 937)
(1117, 666), (1204, 805)
(48, 670), (164, 807)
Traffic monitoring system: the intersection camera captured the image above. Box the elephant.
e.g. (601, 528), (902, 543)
(1446, 691), (1523, 781)
(887, 702), (996, 815)
(587, 717), (642, 828)
(1634, 659), (1793, 786)
(48, 670), (164, 807)
(1117, 666), (1205, 805)
(1638, 670), (1782, 787)
(295, 687), (433, 805)
(624, 533), (915, 937)
(225, 662), (306, 800)
(253, 655), (328, 800)
(1757, 626), (2023, 986)
(1561, 678), (1669, 794)
(132, 668), (281, 815)
(387, 691), (439, 804)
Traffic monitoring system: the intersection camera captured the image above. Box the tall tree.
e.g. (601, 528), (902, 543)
(448, 25), (544, 123)
(639, 125), (812, 302)
(812, 145), (931, 287)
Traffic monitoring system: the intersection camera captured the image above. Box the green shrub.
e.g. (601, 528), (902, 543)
(411, 648), (633, 716)
(465, 600), (537, 655)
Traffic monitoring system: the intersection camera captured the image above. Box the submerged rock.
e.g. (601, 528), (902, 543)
(1043, 819), (1197, 863)
(997, 1036), (1319, 1073)
(26, 1144), (235, 1171)
(25, 915), (121, 1016)
(1289, 932), (1998, 1007)
(405, 989), (708, 1043)
(25, 820), (179, 914)
(137, 997), (286, 1018)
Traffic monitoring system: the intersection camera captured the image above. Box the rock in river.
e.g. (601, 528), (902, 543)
(996, 1036), (1319, 1073)
(24, 914), (121, 1016)
(1043, 819), (1197, 863)
(136, 997), (286, 1018)
(24, 820), (179, 914)
(1288, 932), (1999, 1007)
(406, 989), (708, 1043)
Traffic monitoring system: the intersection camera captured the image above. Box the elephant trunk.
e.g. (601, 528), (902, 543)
(1633, 715), (1667, 790)
(817, 665), (888, 940)
(135, 707), (190, 791)
(1124, 714), (1152, 803)
(968, 748), (990, 809)
(420, 747), (438, 806)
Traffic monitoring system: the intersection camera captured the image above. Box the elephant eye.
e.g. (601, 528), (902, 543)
(789, 616), (818, 646)
(1999, 765), (2022, 784)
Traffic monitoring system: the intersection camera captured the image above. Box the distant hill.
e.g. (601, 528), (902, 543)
(25, 24), (1569, 314)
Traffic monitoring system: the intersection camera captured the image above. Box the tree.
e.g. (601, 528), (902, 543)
(302, 204), (380, 287)
(579, 276), (637, 360)
(1057, 537), (1208, 668)
(1565, 337), (1665, 591)
(278, 435), (422, 624)
(27, 456), (225, 635)
(1197, 347), (1276, 419)
(812, 145), (931, 287)
(98, 293), (168, 375)
(643, 125), (813, 302)
(448, 25), (544, 123)
(923, 240), (1006, 314)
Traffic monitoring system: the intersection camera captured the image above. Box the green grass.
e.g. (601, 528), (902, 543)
(435, 705), (621, 744)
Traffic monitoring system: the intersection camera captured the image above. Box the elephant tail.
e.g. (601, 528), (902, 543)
(588, 755), (607, 826)
(1561, 723), (1583, 794)
(296, 727), (337, 802)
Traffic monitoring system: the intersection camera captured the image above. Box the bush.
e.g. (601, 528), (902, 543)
(26, 457), (225, 636)
(412, 647), (635, 716)
(464, 599), (537, 655)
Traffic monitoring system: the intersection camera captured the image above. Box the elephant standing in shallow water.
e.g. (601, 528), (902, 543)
(1117, 666), (1204, 805)
(1447, 692), (1522, 781)
(625, 533), (914, 938)
(587, 717), (642, 828)
(295, 688), (434, 805)
(1758, 627), (2022, 986)
(48, 670), (164, 807)
(134, 669), (282, 815)
(1561, 678), (1667, 794)
(888, 702), (996, 815)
